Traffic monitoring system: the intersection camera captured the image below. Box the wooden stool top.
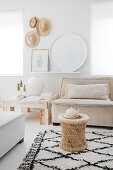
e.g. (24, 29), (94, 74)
(58, 113), (89, 125)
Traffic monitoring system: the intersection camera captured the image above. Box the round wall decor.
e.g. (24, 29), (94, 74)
(25, 31), (40, 48)
(49, 33), (87, 72)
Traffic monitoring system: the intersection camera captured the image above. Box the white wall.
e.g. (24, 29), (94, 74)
(91, 0), (113, 75)
(0, 0), (91, 105)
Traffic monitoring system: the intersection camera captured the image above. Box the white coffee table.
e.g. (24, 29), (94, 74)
(3, 93), (58, 125)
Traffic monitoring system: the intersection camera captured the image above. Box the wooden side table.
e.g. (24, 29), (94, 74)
(58, 113), (89, 152)
(3, 93), (58, 125)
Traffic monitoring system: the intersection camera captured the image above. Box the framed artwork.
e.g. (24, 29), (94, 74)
(31, 49), (48, 72)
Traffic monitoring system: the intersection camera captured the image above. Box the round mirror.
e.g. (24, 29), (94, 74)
(50, 33), (87, 72)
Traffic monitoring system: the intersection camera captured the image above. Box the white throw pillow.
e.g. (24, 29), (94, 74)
(66, 84), (110, 100)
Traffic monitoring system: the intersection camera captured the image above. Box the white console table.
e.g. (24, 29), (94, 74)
(3, 94), (58, 125)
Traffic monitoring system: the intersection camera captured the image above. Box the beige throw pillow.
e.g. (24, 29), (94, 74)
(65, 84), (110, 100)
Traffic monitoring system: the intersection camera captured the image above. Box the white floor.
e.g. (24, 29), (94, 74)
(0, 112), (111, 170)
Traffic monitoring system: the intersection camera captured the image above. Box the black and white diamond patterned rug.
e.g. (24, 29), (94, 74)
(18, 129), (113, 170)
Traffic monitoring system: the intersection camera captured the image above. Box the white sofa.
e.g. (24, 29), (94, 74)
(0, 111), (25, 158)
(52, 77), (113, 127)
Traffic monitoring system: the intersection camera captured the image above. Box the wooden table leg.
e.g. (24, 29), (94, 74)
(40, 106), (51, 125)
(3, 104), (7, 111)
(45, 108), (49, 125)
(27, 108), (31, 112)
(3, 105), (5, 111)
(10, 107), (15, 111)
(40, 109), (42, 125)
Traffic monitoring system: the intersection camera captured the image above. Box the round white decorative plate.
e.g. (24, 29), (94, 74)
(50, 33), (87, 72)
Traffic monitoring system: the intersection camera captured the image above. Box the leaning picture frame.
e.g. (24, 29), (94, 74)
(31, 49), (49, 72)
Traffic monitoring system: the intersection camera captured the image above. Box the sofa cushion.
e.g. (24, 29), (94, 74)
(65, 84), (110, 100)
(52, 99), (113, 107)
(60, 77), (113, 99)
(0, 111), (25, 128)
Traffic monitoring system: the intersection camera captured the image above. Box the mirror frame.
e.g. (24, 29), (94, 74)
(49, 32), (87, 72)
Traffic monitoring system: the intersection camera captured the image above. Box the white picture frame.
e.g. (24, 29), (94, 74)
(31, 49), (48, 72)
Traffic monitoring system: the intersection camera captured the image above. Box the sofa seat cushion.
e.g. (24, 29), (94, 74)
(52, 99), (113, 107)
(0, 111), (25, 128)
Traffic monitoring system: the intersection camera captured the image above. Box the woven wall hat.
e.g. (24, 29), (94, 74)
(25, 31), (40, 48)
(29, 17), (39, 28)
(36, 18), (50, 36)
